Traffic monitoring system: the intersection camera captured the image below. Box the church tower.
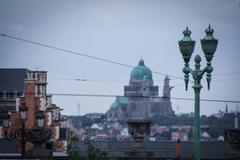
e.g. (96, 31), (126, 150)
(163, 75), (172, 101)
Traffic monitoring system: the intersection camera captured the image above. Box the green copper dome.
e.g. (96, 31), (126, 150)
(130, 59), (152, 80)
(111, 102), (119, 109)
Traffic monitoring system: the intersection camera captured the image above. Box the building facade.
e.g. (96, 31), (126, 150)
(106, 59), (174, 121)
(0, 69), (27, 112)
(0, 69), (67, 156)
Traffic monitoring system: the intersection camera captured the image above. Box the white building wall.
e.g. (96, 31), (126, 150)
(53, 109), (60, 120)
(46, 96), (52, 108)
(39, 97), (46, 111)
(16, 97), (20, 111)
(55, 126), (60, 140)
(47, 111), (52, 126)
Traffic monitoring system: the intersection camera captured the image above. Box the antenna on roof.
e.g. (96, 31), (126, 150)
(76, 101), (81, 116)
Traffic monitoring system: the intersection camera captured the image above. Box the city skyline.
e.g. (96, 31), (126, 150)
(1, 0), (240, 115)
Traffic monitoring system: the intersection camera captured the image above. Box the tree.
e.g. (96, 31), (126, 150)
(67, 131), (80, 160)
(82, 136), (115, 160)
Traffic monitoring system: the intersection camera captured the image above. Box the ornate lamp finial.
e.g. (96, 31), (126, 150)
(206, 24), (214, 35)
(183, 26), (192, 37)
(203, 24), (216, 41)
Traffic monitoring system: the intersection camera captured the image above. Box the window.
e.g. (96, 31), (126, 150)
(14, 91), (18, 98)
(3, 91), (6, 99)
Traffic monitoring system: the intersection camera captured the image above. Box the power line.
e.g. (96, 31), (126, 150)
(48, 77), (127, 84)
(48, 76), (240, 86)
(48, 93), (240, 103)
(213, 72), (240, 76)
(171, 97), (240, 103)
(213, 78), (240, 82)
(2, 34), (240, 83)
(0, 33), (183, 80)
(4, 33), (239, 85)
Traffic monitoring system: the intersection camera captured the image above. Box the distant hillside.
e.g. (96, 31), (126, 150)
(67, 112), (237, 140)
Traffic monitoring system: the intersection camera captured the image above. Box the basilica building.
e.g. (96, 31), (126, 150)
(106, 59), (174, 121)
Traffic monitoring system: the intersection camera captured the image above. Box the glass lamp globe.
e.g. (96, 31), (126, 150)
(178, 26), (196, 63)
(19, 104), (28, 121)
(36, 111), (45, 128)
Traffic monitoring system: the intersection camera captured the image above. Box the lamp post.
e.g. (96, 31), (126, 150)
(178, 25), (218, 160)
(0, 104), (28, 158)
(19, 104), (28, 158)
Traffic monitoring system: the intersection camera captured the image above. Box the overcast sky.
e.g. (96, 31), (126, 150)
(1, 0), (240, 115)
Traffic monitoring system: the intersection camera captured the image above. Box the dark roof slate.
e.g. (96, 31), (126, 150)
(0, 68), (27, 92)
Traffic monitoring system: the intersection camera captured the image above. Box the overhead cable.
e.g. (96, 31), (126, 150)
(48, 93), (240, 103)
(0, 33), (183, 80)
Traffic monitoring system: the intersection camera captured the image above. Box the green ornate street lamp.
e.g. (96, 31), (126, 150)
(178, 25), (218, 160)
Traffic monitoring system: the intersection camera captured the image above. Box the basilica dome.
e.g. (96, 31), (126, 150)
(130, 59), (152, 80)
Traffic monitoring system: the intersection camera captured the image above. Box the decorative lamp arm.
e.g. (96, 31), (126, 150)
(183, 63), (192, 91)
(202, 61), (213, 90)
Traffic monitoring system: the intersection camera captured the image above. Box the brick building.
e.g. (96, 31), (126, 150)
(0, 69), (67, 156)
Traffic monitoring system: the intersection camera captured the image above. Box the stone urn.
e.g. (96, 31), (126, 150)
(126, 118), (153, 158)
